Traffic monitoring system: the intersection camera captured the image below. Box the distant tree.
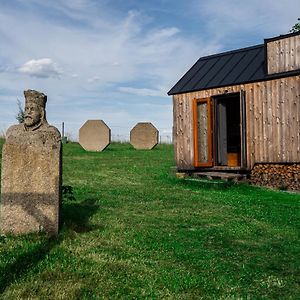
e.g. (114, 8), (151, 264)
(290, 18), (300, 33)
(16, 99), (25, 123)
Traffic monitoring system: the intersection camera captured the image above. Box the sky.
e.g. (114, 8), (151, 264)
(0, 0), (299, 141)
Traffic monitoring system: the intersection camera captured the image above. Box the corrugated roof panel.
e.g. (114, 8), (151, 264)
(195, 56), (230, 89)
(183, 56), (221, 91)
(168, 59), (207, 95)
(249, 62), (265, 81)
(203, 53), (237, 88)
(230, 47), (264, 83)
(236, 47), (265, 82)
(168, 44), (266, 95)
(216, 51), (247, 86)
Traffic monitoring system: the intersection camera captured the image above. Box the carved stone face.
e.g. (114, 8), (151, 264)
(24, 102), (42, 127)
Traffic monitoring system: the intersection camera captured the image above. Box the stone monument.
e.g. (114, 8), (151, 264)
(130, 122), (159, 150)
(79, 120), (111, 151)
(0, 90), (61, 235)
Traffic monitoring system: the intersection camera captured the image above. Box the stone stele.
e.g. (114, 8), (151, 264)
(0, 89), (61, 235)
(130, 122), (159, 150)
(79, 120), (111, 151)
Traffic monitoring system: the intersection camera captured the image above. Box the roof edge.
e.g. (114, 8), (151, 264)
(196, 44), (264, 61)
(168, 69), (300, 96)
(264, 31), (300, 43)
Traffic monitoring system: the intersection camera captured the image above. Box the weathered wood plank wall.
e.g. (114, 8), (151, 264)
(173, 94), (194, 169)
(267, 35), (300, 74)
(173, 76), (300, 170)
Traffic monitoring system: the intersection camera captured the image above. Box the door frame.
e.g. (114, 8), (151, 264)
(193, 91), (247, 169)
(192, 97), (213, 167)
(240, 90), (247, 168)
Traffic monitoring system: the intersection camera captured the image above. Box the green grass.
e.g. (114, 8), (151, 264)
(0, 140), (300, 299)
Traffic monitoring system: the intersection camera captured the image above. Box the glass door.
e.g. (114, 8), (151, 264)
(193, 97), (213, 167)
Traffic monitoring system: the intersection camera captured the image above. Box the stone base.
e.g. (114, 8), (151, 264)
(250, 163), (300, 191)
(0, 124), (61, 235)
(0, 195), (59, 235)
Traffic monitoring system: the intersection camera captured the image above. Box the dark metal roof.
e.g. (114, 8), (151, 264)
(169, 31), (300, 95)
(168, 44), (265, 95)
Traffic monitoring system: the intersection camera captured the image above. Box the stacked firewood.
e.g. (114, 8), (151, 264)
(250, 163), (300, 191)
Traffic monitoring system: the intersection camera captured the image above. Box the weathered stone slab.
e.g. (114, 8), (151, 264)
(130, 122), (159, 150)
(0, 90), (61, 235)
(79, 120), (111, 151)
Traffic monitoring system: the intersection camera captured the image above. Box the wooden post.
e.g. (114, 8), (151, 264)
(62, 122), (65, 139)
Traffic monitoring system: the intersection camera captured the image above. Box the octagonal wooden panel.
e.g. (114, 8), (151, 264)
(79, 120), (111, 151)
(130, 122), (158, 150)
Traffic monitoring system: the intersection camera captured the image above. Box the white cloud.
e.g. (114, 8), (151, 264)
(0, 3), (205, 90)
(87, 76), (101, 83)
(19, 58), (62, 78)
(118, 87), (164, 97)
(149, 27), (180, 40)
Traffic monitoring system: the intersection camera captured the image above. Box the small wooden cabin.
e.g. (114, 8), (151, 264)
(168, 32), (300, 189)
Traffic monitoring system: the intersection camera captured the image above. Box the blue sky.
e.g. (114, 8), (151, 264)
(0, 0), (299, 141)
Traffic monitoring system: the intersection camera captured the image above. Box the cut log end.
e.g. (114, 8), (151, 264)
(250, 163), (300, 191)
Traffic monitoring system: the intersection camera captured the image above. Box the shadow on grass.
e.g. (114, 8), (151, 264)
(62, 198), (101, 233)
(170, 177), (234, 190)
(0, 236), (59, 294)
(0, 198), (100, 294)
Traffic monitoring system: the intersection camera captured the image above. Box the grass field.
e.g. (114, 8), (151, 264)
(0, 139), (300, 299)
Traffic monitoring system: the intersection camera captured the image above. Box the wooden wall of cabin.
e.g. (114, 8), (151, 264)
(173, 75), (300, 171)
(173, 93), (194, 169)
(267, 34), (300, 75)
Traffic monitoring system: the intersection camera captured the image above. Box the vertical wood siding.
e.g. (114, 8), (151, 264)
(173, 94), (194, 169)
(173, 76), (300, 170)
(267, 35), (300, 74)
